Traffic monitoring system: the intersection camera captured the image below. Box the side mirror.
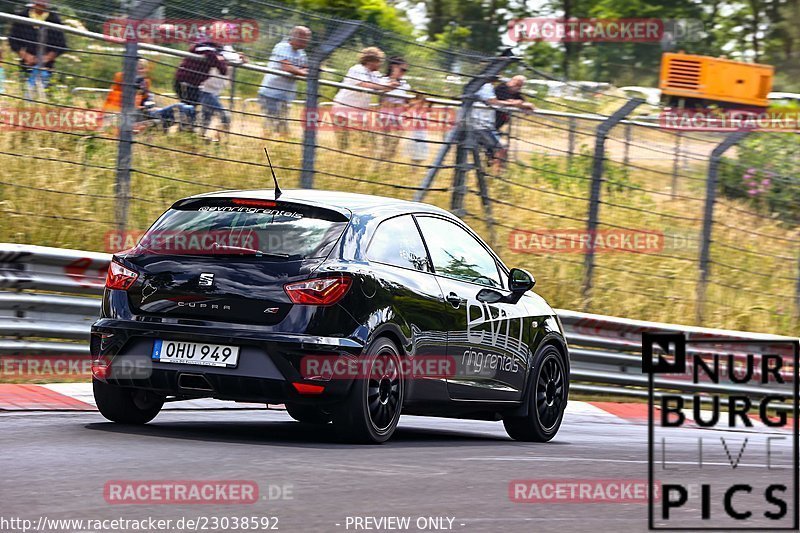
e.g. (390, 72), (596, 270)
(508, 268), (534, 303)
(476, 269), (535, 305)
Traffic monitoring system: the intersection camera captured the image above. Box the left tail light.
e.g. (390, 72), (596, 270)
(105, 260), (138, 290)
(284, 275), (352, 305)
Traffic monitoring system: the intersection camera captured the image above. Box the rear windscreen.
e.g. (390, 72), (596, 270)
(134, 198), (350, 259)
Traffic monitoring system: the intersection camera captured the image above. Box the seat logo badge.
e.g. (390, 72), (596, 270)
(198, 273), (215, 288)
(264, 307), (279, 314)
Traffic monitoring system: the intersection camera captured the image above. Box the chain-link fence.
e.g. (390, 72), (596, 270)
(0, 0), (798, 335)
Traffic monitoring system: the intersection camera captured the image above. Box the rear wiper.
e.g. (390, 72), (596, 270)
(208, 242), (289, 258)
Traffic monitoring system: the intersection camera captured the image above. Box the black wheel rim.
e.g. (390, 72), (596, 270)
(366, 350), (402, 434)
(132, 390), (159, 410)
(535, 352), (565, 432)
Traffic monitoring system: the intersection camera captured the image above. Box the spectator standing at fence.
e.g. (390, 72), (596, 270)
(376, 56), (411, 163)
(406, 93), (432, 166)
(471, 77), (533, 172)
(8, 0), (67, 98)
(258, 26), (310, 137)
(174, 34), (228, 130)
(494, 75), (534, 130)
(198, 27), (246, 141)
(332, 47), (399, 150)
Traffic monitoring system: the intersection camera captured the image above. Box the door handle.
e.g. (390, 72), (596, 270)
(445, 292), (463, 309)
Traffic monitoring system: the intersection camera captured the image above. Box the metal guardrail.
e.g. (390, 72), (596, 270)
(1, 244), (795, 406)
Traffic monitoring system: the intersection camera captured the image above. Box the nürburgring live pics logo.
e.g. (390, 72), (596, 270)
(644, 332), (799, 530)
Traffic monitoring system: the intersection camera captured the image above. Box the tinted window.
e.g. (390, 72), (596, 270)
(367, 215), (430, 271)
(137, 198), (348, 259)
(416, 216), (501, 287)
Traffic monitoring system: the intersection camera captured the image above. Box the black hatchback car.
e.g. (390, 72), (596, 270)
(91, 189), (569, 443)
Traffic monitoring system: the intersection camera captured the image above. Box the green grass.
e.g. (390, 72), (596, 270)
(0, 62), (797, 337)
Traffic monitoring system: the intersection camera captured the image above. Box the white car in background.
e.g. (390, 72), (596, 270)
(618, 86), (662, 106)
(768, 92), (800, 106)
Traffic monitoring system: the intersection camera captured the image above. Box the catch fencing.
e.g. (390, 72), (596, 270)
(1, 243), (795, 408)
(0, 0), (798, 336)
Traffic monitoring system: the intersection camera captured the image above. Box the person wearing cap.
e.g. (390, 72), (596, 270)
(259, 26), (310, 137)
(7, 0), (67, 96)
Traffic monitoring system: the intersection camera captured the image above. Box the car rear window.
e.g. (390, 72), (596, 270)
(134, 197), (350, 259)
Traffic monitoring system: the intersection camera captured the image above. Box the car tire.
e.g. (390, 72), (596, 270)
(93, 378), (165, 425)
(503, 344), (567, 442)
(333, 337), (404, 444)
(285, 403), (332, 424)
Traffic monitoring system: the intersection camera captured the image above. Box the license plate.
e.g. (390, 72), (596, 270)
(152, 340), (239, 368)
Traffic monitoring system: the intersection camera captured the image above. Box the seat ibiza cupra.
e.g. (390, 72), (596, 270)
(91, 189), (569, 443)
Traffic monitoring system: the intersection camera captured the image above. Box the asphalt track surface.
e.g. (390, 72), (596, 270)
(1, 405), (795, 533)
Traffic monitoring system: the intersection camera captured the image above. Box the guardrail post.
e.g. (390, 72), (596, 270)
(581, 98), (643, 309)
(114, 0), (162, 233)
(300, 21), (361, 189)
(696, 130), (750, 324)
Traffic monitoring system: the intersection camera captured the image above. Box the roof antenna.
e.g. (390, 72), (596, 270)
(263, 147), (282, 200)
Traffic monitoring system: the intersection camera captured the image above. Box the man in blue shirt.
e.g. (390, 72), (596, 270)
(259, 26), (311, 136)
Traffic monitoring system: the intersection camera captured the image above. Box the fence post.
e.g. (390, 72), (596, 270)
(671, 130), (683, 198)
(300, 21), (361, 189)
(581, 98), (643, 308)
(114, 0), (162, 233)
(567, 116), (576, 171)
(695, 130), (750, 324)
(451, 129), (469, 216)
(622, 121), (631, 178)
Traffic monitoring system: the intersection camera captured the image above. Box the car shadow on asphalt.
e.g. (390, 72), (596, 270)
(84, 415), (569, 449)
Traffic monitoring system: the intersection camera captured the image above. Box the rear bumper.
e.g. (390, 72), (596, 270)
(91, 318), (364, 405)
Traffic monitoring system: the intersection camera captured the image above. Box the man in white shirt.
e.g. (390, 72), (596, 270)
(259, 26), (310, 136)
(332, 47), (399, 150)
